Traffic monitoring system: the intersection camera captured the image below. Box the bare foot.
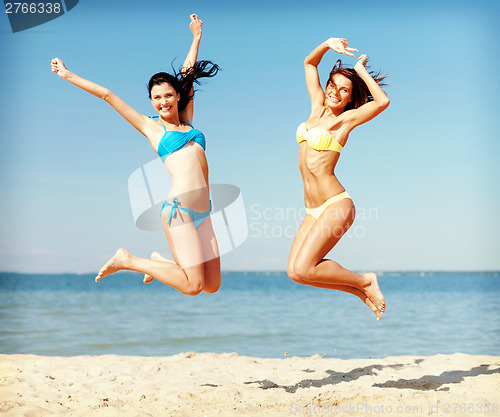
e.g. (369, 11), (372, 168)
(143, 251), (176, 284)
(349, 286), (382, 320)
(95, 248), (131, 283)
(364, 296), (382, 321)
(361, 272), (386, 313)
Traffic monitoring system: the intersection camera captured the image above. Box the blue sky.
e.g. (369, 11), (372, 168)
(1, 0), (499, 273)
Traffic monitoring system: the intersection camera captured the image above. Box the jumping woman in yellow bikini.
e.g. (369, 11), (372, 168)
(51, 14), (221, 295)
(287, 37), (389, 319)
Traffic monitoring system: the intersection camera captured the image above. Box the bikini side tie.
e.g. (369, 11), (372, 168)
(167, 197), (179, 225)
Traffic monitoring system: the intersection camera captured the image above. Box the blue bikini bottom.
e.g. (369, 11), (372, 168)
(161, 197), (212, 229)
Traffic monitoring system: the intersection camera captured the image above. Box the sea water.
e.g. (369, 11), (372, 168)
(0, 271), (499, 358)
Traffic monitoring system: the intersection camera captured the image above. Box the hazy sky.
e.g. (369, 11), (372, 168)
(1, 0), (499, 273)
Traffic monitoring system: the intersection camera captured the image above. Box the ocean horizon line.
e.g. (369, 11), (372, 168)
(0, 269), (499, 276)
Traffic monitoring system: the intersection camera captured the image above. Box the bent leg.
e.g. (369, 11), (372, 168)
(142, 221), (220, 293)
(139, 208), (221, 292)
(293, 198), (385, 312)
(96, 214), (206, 296)
(95, 247), (204, 295)
(287, 208), (382, 319)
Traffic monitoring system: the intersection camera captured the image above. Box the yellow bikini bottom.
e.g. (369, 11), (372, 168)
(305, 191), (351, 219)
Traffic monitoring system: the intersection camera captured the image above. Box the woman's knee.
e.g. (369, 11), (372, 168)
(183, 269), (204, 296)
(287, 263), (300, 282)
(201, 258), (221, 294)
(184, 281), (203, 296)
(287, 260), (312, 283)
(292, 258), (314, 282)
(203, 273), (221, 294)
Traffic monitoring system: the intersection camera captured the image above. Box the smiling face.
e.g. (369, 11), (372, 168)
(150, 82), (180, 118)
(324, 73), (353, 111)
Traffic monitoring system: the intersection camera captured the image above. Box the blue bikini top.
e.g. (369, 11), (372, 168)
(151, 117), (206, 162)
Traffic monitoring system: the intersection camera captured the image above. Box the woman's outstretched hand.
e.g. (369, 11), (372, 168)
(189, 14), (203, 38)
(51, 58), (69, 78)
(354, 54), (368, 72)
(326, 38), (357, 57)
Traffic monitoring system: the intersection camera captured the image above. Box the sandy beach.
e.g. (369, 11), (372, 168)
(1, 352), (499, 416)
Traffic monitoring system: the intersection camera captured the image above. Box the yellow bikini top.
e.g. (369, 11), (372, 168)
(296, 122), (343, 153)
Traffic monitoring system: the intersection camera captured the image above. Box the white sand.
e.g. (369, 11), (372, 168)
(1, 352), (499, 416)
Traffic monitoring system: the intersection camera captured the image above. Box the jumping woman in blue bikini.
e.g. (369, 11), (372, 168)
(51, 14), (221, 295)
(287, 37), (389, 319)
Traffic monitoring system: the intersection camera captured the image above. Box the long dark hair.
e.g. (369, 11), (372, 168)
(147, 60), (219, 111)
(327, 60), (386, 111)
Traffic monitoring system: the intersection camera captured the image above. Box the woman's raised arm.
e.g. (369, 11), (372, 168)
(182, 14), (202, 72)
(179, 14), (203, 124)
(304, 38), (357, 111)
(51, 58), (156, 139)
(343, 54), (390, 130)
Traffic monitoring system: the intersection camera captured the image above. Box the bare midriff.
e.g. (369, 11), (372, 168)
(164, 142), (210, 212)
(298, 142), (346, 209)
